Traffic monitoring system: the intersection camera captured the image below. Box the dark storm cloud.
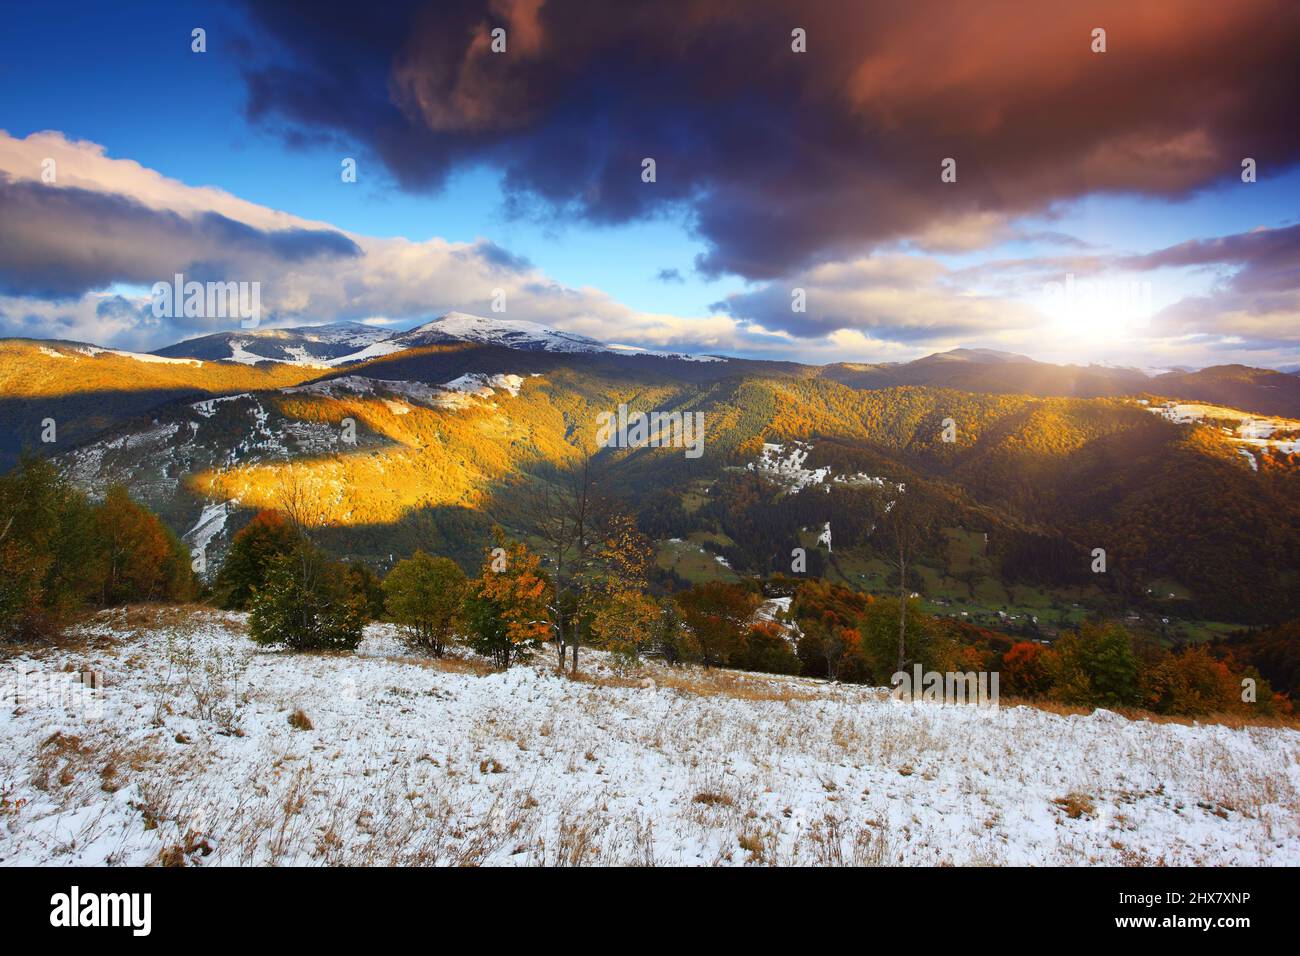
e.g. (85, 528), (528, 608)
(194, 212), (361, 263)
(237, 0), (1300, 279)
(0, 174), (361, 299)
(1132, 223), (1300, 345)
(1120, 223), (1300, 294)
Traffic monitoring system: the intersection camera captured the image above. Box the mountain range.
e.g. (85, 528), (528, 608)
(3, 314), (1298, 632)
(144, 316), (1300, 418)
(149, 312), (694, 366)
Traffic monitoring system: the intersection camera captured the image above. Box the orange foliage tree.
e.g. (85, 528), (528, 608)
(464, 529), (551, 668)
(94, 484), (193, 606)
(1001, 641), (1054, 697)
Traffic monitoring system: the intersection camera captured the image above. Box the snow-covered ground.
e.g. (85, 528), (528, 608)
(2, 607), (1297, 866)
(73, 345), (202, 366)
(286, 372), (525, 409)
(390, 312), (610, 355)
(606, 343), (728, 363)
(747, 441), (900, 496)
(1145, 401), (1300, 466)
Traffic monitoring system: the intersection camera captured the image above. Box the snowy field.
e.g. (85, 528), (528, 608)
(2, 606), (1298, 866)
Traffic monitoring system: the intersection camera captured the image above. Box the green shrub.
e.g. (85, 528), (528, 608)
(0, 456), (101, 638)
(214, 510), (299, 610)
(1049, 622), (1140, 709)
(248, 546), (367, 651)
(382, 551), (465, 655)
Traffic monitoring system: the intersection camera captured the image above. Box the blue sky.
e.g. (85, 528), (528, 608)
(2, 1), (1298, 368)
(0, 1), (744, 322)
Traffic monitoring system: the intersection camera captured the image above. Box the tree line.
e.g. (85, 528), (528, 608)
(0, 455), (194, 639)
(3, 455), (1290, 721)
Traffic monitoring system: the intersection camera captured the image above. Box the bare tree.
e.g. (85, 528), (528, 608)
(870, 483), (930, 675)
(274, 463), (330, 542)
(512, 452), (607, 674)
(272, 465), (331, 639)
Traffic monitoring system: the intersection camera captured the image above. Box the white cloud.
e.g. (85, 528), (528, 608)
(2, 130), (1297, 370)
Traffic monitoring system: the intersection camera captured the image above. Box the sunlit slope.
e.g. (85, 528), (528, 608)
(0, 339), (325, 469)
(0, 339), (321, 397)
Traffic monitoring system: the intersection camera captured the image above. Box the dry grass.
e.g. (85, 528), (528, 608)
(379, 652), (497, 677)
(565, 658), (825, 702)
(567, 663), (1297, 731)
(1053, 792), (1097, 820)
(692, 791), (735, 808)
(1, 604), (240, 660)
(999, 695), (1300, 732)
(566, 669), (643, 690)
(643, 667), (822, 703)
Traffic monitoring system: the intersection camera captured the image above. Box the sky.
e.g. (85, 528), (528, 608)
(1, 0), (1299, 370)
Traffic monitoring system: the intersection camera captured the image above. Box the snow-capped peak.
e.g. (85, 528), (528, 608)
(391, 312), (609, 353)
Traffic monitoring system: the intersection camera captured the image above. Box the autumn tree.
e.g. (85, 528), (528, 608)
(214, 510), (299, 609)
(793, 579), (873, 679)
(675, 581), (761, 667)
(463, 530), (550, 668)
(383, 551), (466, 656)
(1001, 641), (1053, 697)
(741, 619), (800, 675)
(577, 510), (655, 671)
(93, 484), (193, 606)
(1142, 645), (1240, 716)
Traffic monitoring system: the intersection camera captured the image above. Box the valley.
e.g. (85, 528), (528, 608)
(5, 314), (1297, 649)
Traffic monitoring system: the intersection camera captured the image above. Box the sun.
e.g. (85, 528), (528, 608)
(1037, 273), (1154, 344)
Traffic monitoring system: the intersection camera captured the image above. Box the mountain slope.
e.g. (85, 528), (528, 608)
(1149, 365), (1300, 418)
(152, 312), (643, 367)
(35, 344), (1299, 624)
(0, 339), (321, 469)
(5, 331), (1298, 626)
(126, 321), (1300, 418)
(820, 350), (1153, 399)
(150, 322), (398, 366)
(820, 350), (1300, 417)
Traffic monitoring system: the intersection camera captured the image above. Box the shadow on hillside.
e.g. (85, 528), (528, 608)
(0, 388), (213, 471)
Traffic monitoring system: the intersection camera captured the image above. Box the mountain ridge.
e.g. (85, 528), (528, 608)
(3, 329), (1298, 631)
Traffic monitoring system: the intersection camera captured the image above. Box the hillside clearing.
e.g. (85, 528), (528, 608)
(2, 606), (1297, 866)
